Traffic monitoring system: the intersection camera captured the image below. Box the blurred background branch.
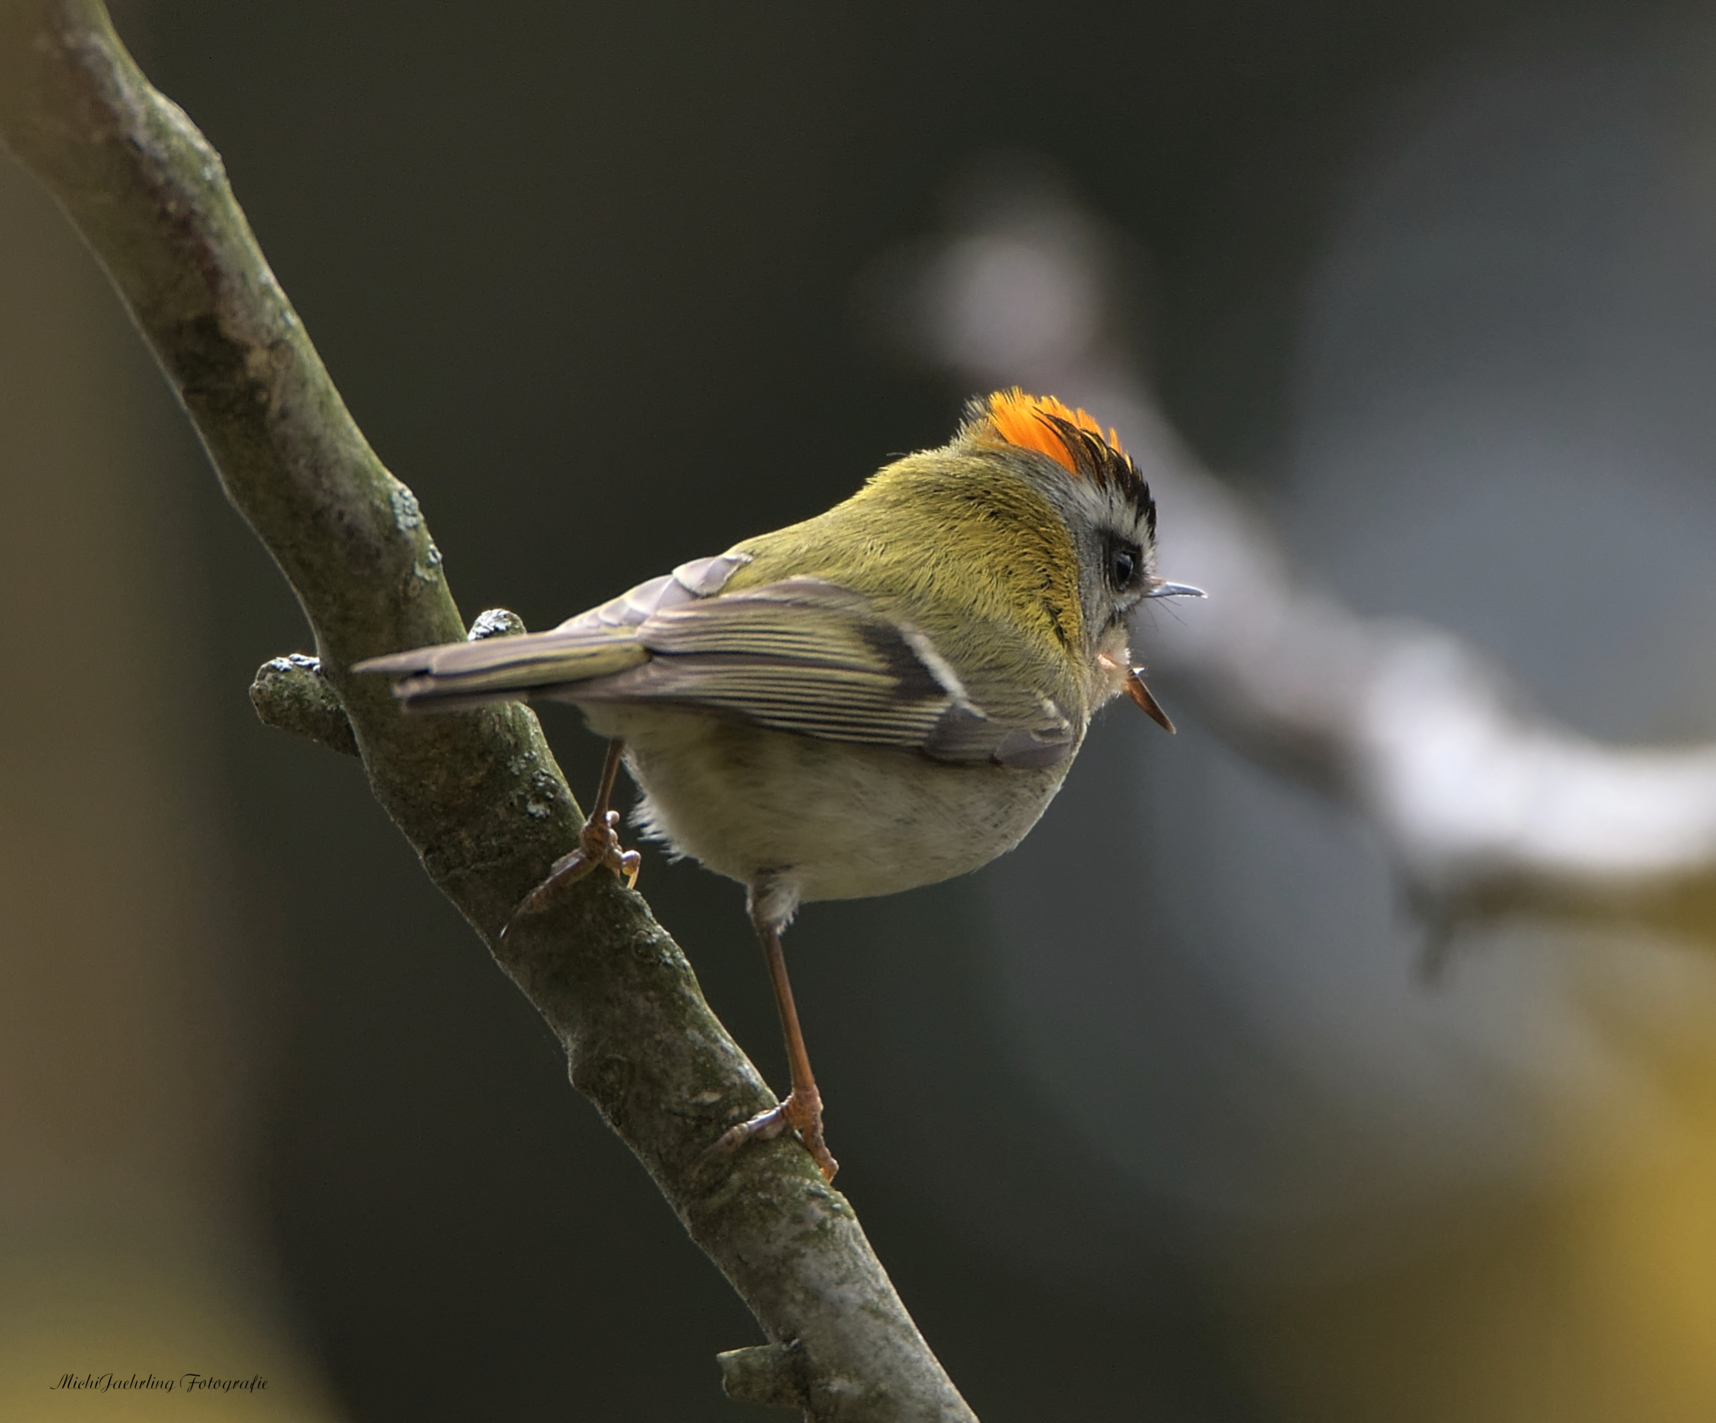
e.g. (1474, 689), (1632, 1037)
(869, 179), (1716, 948)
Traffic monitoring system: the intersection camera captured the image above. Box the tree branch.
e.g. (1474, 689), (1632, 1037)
(0, 3), (976, 1417)
(249, 654), (358, 758)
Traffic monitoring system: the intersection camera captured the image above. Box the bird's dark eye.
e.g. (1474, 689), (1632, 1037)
(1107, 538), (1141, 591)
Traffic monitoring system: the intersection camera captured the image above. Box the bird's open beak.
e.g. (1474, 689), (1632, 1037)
(1123, 667), (1176, 734)
(1124, 580), (1198, 728)
(1099, 651), (1179, 734)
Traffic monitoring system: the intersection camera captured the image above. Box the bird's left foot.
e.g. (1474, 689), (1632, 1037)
(700, 1087), (838, 1183)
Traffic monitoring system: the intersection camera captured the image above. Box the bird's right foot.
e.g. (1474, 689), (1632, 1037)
(700, 1087), (838, 1183)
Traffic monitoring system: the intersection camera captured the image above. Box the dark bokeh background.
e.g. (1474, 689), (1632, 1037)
(15, 1), (1713, 1418)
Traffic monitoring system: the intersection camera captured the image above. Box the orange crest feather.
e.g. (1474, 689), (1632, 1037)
(981, 389), (1126, 474)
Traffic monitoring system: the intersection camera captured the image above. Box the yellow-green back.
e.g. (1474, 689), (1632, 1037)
(725, 448), (1087, 715)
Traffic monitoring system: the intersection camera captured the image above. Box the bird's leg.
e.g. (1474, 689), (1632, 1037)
(503, 739), (641, 933)
(701, 920), (838, 1183)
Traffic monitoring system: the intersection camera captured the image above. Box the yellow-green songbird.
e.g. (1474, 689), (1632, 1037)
(356, 389), (1202, 1182)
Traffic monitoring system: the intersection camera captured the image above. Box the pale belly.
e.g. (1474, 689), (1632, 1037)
(580, 703), (1073, 914)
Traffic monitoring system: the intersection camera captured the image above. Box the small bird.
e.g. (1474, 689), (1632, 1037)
(357, 390), (1201, 1182)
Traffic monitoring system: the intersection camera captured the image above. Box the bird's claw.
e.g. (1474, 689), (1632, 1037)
(577, 808), (641, 889)
(501, 808), (640, 939)
(697, 1088), (837, 1183)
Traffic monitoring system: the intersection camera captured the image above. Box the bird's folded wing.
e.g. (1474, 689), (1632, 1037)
(357, 565), (1077, 767)
(567, 578), (1078, 769)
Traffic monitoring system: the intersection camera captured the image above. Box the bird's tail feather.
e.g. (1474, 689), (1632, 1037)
(354, 629), (648, 712)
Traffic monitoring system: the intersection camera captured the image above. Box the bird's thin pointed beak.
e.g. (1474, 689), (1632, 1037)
(1124, 667), (1176, 734)
(1146, 580), (1205, 599)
